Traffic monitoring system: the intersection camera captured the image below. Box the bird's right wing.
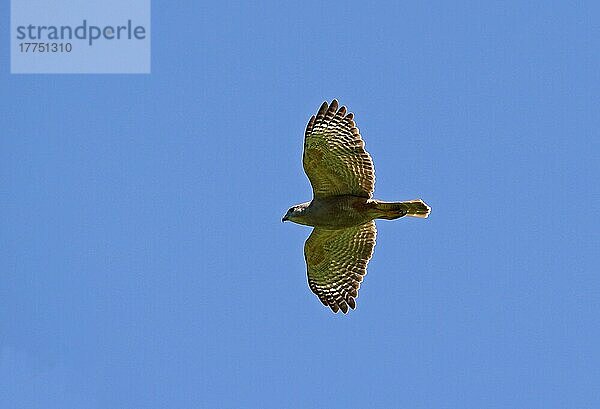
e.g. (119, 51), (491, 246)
(303, 100), (375, 198)
(304, 221), (377, 313)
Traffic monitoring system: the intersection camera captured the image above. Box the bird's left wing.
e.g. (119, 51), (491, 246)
(304, 221), (377, 313)
(303, 100), (375, 198)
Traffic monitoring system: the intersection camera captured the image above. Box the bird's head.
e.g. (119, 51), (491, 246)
(282, 203), (309, 223)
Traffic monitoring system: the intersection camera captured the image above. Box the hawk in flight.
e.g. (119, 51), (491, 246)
(283, 100), (430, 313)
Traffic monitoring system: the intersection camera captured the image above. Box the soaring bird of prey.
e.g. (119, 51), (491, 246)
(282, 100), (430, 314)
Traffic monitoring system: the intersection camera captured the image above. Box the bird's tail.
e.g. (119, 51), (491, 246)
(372, 199), (431, 220)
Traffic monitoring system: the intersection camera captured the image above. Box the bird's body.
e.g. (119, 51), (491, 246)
(286, 195), (430, 229)
(283, 100), (430, 313)
(285, 195), (374, 228)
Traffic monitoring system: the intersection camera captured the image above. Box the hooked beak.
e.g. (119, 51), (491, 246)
(282, 215), (288, 222)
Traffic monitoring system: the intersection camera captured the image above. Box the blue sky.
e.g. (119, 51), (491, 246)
(1, 1), (599, 408)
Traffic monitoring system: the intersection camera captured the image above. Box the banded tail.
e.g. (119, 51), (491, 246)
(373, 199), (431, 220)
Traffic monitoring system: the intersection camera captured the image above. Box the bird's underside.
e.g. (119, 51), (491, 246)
(283, 100), (430, 314)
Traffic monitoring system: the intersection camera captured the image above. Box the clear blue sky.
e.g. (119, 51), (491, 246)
(1, 1), (598, 408)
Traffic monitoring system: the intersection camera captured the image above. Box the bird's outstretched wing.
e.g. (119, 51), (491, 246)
(303, 100), (375, 198)
(304, 221), (377, 313)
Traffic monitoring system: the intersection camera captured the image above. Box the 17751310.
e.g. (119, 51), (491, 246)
(19, 42), (72, 52)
